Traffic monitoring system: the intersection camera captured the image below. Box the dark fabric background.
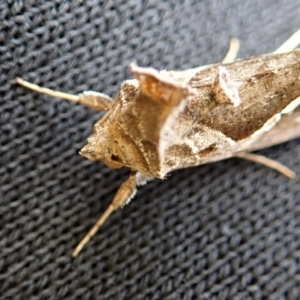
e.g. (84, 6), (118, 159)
(1, 1), (300, 299)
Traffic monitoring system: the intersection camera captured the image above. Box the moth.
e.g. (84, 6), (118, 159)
(17, 29), (300, 257)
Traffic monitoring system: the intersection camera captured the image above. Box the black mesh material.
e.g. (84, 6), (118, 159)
(1, 1), (300, 299)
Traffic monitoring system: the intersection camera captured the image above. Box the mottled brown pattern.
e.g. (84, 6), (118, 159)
(131, 66), (190, 104)
(199, 143), (217, 156)
(211, 66), (241, 106)
(81, 50), (300, 178)
(188, 51), (300, 140)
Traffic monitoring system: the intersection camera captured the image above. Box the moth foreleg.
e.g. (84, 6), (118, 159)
(16, 77), (113, 111)
(235, 152), (296, 179)
(71, 172), (137, 257)
(77, 91), (113, 110)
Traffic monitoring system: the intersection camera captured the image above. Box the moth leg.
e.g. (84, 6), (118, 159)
(273, 28), (300, 54)
(71, 172), (137, 257)
(222, 38), (240, 63)
(235, 152), (296, 179)
(16, 77), (113, 111)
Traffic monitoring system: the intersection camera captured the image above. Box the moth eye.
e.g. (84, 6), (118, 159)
(111, 154), (121, 162)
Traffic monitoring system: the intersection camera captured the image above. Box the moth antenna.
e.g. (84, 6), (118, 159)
(235, 152), (296, 179)
(16, 77), (113, 111)
(222, 38), (240, 64)
(71, 173), (137, 257)
(16, 77), (78, 102)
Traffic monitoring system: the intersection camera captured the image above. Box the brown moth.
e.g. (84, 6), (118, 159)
(16, 29), (300, 257)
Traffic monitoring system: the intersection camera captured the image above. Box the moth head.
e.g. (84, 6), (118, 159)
(79, 81), (141, 170)
(79, 112), (129, 169)
(80, 143), (124, 169)
(79, 64), (196, 176)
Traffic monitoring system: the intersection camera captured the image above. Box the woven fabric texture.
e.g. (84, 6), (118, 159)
(1, 1), (300, 299)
